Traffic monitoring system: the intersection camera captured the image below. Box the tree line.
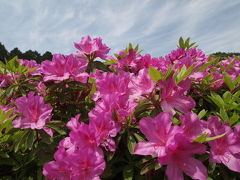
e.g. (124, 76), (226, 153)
(0, 42), (52, 64)
(0, 42), (239, 63)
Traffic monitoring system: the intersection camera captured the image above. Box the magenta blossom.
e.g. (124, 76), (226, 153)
(41, 54), (88, 82)
(158, 134), (207, 180)
(12, 92), (53, 134)
(159, 77), (195, 115)
(180, 113), (210, 141)
(134, 112), (181, 157)
(94, 71), (133, 99)
(74, 36), (110, 60)
(41, 54), (70, 81)
(129, 68), (155, 98)
(68, 113), (120, 151)
(89, 94), (137, 124)
(165, 47), (207, 70)
(66, 54), (88, 83)
(208, 116), (240, 172)
(43, 137), (105, 180)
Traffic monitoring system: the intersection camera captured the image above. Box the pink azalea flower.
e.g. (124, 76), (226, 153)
(89, 112), (121, 151)
(165, 47), (207, 70)
(90, 94), (137, 124)
(94, 71), (133, 99)
(189, 72), (208, 82)
(179, 113), (210, 141)
(115, 49), (142, 72)
(159, 77), (195, 115)
(66, 54), (88, 83)
(158, 134), (207, 180)
(69, 121), (98, 149)
(150, 56), (171, 74)
(12, 92), (53, 133)
(211, 72), (224, 89)
(129, 68), (155, 98)
(74, 36), (110, 60)
(19, 59), (41, 75)
(41, 54), (70, 81)
(134, 112), (181, 157)
(68, 113), (120, 151)
(43, 138), (105, 180)
(208, 116), (240, 172)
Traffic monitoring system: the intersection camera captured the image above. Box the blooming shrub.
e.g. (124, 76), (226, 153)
(0, 36), (240, 180)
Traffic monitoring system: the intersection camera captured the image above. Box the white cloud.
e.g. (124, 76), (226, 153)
(0, 0), (240, 56)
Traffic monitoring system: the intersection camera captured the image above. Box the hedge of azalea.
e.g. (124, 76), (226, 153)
(0, 36), (240, 180)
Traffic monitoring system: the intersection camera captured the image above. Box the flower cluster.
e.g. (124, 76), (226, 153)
(0, 36), (240, 180)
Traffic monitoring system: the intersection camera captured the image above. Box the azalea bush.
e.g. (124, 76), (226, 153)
(0, 36), (240, 180)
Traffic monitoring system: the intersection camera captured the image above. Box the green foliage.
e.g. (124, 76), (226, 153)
(178, 37), (198, 50)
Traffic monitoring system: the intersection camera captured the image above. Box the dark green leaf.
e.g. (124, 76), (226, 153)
(123, 165), (134, 180)
(13, 130), (29, 152)
(224, 73), (234, 90)
(179, 37), (185, 49)
(127, 134), (136, 154)
(45, 123), (66, 135)
(25, 130), (36, 150)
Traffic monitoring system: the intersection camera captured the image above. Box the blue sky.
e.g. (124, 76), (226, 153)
(0, 0), (240, 57)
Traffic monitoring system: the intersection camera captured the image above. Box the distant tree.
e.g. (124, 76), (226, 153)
(37, 51), (52, 63)
(9, 48), (23, 60)
(212, 52), (240, 59)
(21, 50), (40, 60)
(0, 43), (9, 62)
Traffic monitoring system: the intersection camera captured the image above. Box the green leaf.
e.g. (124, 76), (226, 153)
(163, 65), (173, 80)
(93, 61), (112, 72)
(185, 37), (190, 49)
(198, 109), (207, 119)
(104, 59), (118, 65)
(205, 132), (226, 142)
(209, 92), (225, 109)
(179, 37), (185, 49)
(193, 133), (208, 143)
(234, 74), (240, 86)
(189, 42), (197, 48)
(127, 134), (136, 154)
(223, 91), (232, 103)
(25, 130), (36, 150)
(140, 160), (160, 175)
(123, 165), (134, 180)
(219, 108), (229, 121)
(134, 44), (139, 51)
(129, 43), (133, 50)
(230, 112), (239, 126)
(224, 73), (234, 90)
(0, 109), (13, 123)
(114, 53), (121, 59)
(149, 66), (162, 83)
(24, 67), (37, 74)
(4, 85), (17, 98)
(45, 123), (66, 135)
(173, 117), (180, 125)
(13, 130), (29, 152)
(207, 177), (213, 180)
(133, 133), (145, 142)
(197, 59), (215, 72)
(175, 64), (194, 84)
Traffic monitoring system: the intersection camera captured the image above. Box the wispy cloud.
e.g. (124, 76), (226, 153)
(0, 0), (240, 57)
